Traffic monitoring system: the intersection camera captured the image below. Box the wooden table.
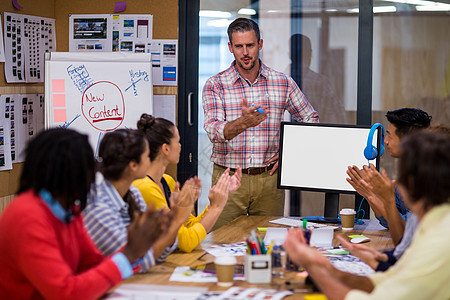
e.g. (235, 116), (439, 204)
(122, 216), (393, 299)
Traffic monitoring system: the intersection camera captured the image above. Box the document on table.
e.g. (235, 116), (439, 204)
(106, 283), (207, 300)
(169, 266), (245, 283)
(203, 241), (247, 257)
(215, 287), (292, 300)
(270, 217), (339, 230)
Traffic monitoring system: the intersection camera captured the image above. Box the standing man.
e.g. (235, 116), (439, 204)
(203, 18), (319, 230)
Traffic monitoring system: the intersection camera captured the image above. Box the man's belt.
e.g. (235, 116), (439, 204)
(215, 163), (275, 175)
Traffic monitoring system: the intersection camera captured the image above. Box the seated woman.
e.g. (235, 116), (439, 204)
(284, 131), (450, 300)
(0, 128), (169, 300)
(83, 129), (199, 272)
(133, 114), (242, 252)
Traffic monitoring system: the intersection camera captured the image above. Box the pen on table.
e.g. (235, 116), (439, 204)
(197, 252), (207, 261)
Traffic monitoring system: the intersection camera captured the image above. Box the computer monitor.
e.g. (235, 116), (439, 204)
(278, 122), (382, 218)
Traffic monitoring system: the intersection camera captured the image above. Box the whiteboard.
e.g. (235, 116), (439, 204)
(278, 122), (380, 193)
(44, 52), (152, 154)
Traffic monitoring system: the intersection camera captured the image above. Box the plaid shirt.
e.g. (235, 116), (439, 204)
(202, 61), (319, 169)
(83, 175), (177, 272)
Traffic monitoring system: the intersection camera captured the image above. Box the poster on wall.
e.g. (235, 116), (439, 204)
(69, 14), (112, 52)
(0, 98), (12, 171)
(0, 13), (6, 62)
(147, 40), (178, 86)
(3, 13), (56, 83)
(112, 14), (153, 53)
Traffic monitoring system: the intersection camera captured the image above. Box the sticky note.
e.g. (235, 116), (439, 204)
(304, 295), (327, 300)
(52, 79), (65, 93)
(53, 109), (67, 123)
(52, 94), (66, 107)
(12, 0), (23, 10)
(296, 271), (309, 278)
(348, 235), (365, 239)
(257, 227), (267, 232)
(114, 1), (127, 13)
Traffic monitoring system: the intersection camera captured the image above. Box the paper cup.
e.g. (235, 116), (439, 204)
(214, 256), (236, 287)
(340, 208), (356, 230)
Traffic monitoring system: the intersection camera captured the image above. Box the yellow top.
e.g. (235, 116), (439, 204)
(346, 204), (450, 300)
(132, 174), (208, 253)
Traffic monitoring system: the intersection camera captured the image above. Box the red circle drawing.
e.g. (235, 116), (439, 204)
(81, 81), (125, 132)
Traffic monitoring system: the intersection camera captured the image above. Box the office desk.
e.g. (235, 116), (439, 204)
(121, 216), (393, 298)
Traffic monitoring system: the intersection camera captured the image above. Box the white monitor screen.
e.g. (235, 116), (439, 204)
(278, 122), (381, 193)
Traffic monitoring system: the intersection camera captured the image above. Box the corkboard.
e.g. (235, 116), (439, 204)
(0, 0), (54, 197)
(0, 0), (179, 196)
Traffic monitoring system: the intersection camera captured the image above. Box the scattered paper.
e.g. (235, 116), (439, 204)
(216, 287), (292, 300)
(263, 227), (287, 245)
(169, 266), (245, 283)
(269, 217), (338, 230)
(203, 242), (247, 257)
(325, 254), (375, 275)
(106, 284), (207, 300)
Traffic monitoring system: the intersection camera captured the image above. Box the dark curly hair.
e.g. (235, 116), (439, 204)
(137, 113), (175, 162)
(18, 128), (95, 212)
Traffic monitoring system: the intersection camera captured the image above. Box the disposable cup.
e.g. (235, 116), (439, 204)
(214, 256), (236, 287)
(340, 208), (356, 230)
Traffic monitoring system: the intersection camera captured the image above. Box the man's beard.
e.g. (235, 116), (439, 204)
(237, 57), (256, 71)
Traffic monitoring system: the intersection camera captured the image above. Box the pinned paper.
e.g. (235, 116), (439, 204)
(114, 1), (127, 13)
(12, 0), (23, 10)
(52, 79), (65, 93)
(53, 109), (67, 123)
(52, 94), (66, 107)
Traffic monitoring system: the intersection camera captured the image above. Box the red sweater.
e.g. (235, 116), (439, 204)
(0, 190), (123, 300)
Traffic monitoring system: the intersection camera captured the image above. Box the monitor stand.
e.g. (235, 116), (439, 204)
(324, 192), (340, 218)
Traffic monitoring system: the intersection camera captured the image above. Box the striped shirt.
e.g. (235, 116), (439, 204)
(202, 61), (319, 169)
(83, 175), (177, 272)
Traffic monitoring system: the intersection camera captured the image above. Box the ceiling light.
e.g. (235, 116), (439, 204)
(415, 4), (450, 10)
(199, 10), (232, 18)
(347, 6), (397, 13)
(238, 8), (257, 15)
(206, 19), (233, 28)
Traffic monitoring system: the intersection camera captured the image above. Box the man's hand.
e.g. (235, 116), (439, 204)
(265, 153), (279, 176)
(241, 98), (268, 128)
(365, 164), (396, 208)
(223, 98), (267, 140)
(337, 236), (388, 270)
(346, 165), (387, 217)
(122, 203), (171, 264)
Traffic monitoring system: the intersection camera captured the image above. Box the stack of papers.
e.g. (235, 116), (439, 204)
(269, 217), (339, 230)
(106, 284), (207, 300)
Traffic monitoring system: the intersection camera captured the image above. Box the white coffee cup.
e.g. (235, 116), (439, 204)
(214, 256), (237, 287)
(340, 208), (356, 230)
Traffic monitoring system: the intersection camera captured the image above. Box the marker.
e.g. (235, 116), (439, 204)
(251, 103), (264, 114)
